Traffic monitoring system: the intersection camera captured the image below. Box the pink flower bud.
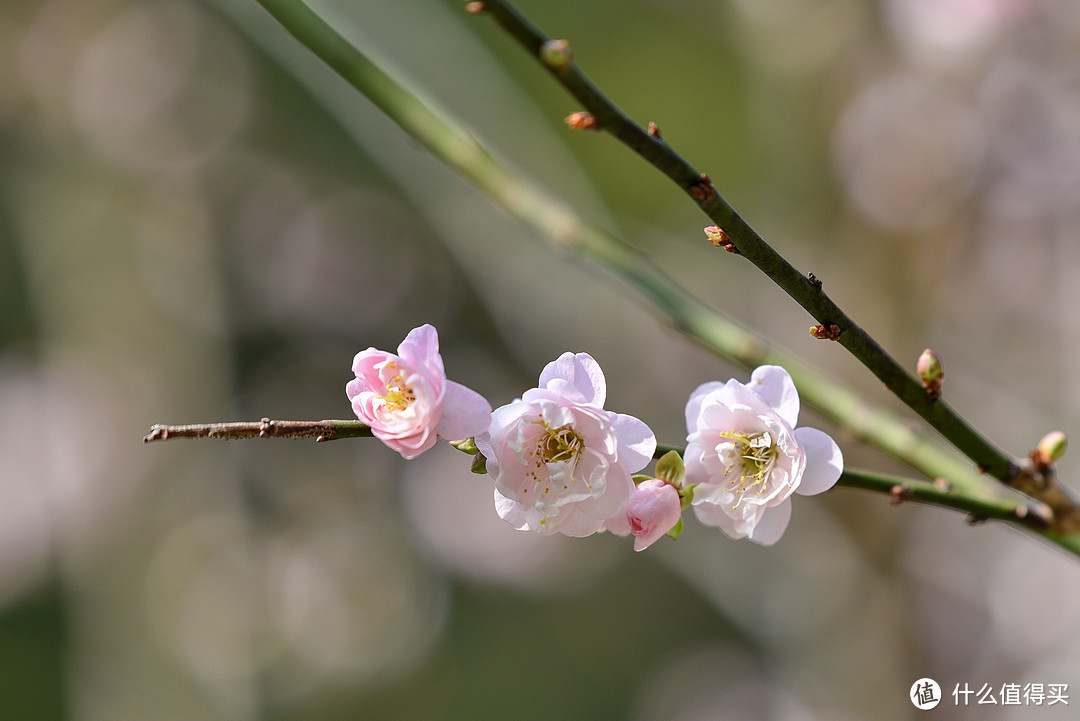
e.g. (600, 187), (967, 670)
(626, 479), (682, 551)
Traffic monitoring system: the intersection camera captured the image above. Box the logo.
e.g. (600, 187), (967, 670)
(911, 678), (942, 710)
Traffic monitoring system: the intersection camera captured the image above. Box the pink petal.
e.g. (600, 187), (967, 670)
(793, 427), (843, 496)
(350, 347), (389, 381)
(396, 324), (445, 382)
(748, 365), (800, 428)
(747, 498), (792, 546)
(437, 380), (492, 441)
(538, 352), (606, 407)
(604, 512), (631, 536)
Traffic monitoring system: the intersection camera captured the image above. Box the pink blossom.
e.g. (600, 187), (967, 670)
(476, 352), (656, 537)
(684, 365), (843, 545)
(347, 324), (492, 459)
(625, 480), (682, 551)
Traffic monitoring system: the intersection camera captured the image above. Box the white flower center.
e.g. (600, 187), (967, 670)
(520, 417), (591, 523)
(718, 430), (777, 504)
(378, 362), (416, 412)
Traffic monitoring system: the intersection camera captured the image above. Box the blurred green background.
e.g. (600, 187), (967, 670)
(3, 0), (1080, 719)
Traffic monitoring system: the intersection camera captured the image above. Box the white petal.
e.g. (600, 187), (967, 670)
(437, 381), (493, 440)
(611, 412), (656, 472)
(749, 365), (800, 428)
(747, 498), (792, 546)
(691, 499), (747, 540)
(793, 427), (843, 496)
(552, 506), (606, 537)
(494, 489), (529, 529)
(684, 381), (726, 432)
(538, 352), (606, 406)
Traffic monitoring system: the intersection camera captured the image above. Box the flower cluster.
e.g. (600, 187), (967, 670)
(348, 326), (842, 549)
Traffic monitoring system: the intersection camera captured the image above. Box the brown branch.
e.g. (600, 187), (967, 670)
(143, 418), (372, 443)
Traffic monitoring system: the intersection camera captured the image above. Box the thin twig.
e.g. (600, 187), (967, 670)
(653, 445), (1053, 534)
(143, 419), (371, 443)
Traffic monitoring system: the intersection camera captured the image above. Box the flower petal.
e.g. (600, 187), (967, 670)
(396, 324), (444, 381)
(793, 427), (843, 496)
(437, 380), (493, 441)
(747, 498), (792, 546)
(611, 412), (656, 472)
(748, 365), (800, 428)
(538, 352), (606, 406)
(684, 381), (726, 432)
(494, 489), (529, 530)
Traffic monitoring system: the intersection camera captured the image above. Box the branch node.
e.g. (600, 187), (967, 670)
(464, 1), (485, 14)
(647, 121), (662, 138)
(690, 173), (716, 201)
(807, 272), (822, 289)
(810, 323), (842, 341)
(889, 484), (912, 505)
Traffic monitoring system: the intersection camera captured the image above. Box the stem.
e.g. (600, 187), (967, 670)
(479, 0), (1015, 484)
(838, 467), (1053, 529)
(653, 444), (1049, 530)
(143, 418), (372, 443)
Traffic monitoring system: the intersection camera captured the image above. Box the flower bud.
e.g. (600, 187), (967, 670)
(565, 111), (599, 130)
(540, 39), (573, 70)
(1036, 431), (1068, 467)
(917, 348), (944, 399)
(626, 479), (682, 551)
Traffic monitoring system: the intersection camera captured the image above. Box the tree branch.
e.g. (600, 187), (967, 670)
(242, 0), (1080, 554)
(477, 0), (1015, 484)
(143, 418), (371, 443)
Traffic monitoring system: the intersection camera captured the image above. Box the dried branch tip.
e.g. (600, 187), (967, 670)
(809, 323), (842, 341)
(565, 111), (599, 130)
(703, 225), (738, 253)
(464, 1), (485, 14)
(1032, 431), (1068, 470)
(540, 39), (573, 70)
(916, 348), (944, 400)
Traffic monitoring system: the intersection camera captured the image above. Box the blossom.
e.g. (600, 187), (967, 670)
(476, 352), (656, 537)
(347, 324), (492, 459)
(684, 365), (843, 545)
(624, 479), (682, 551)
